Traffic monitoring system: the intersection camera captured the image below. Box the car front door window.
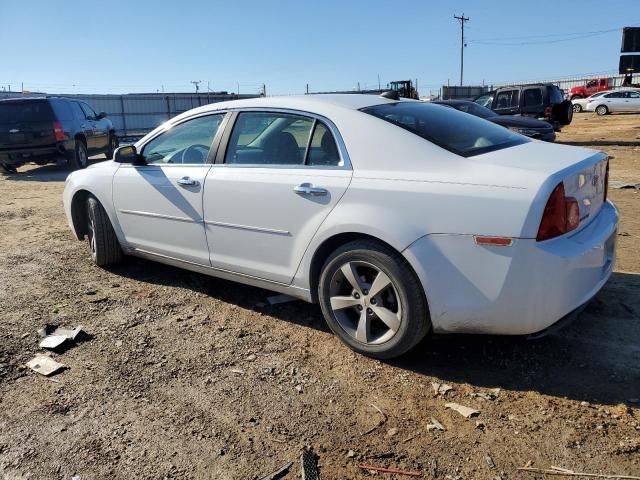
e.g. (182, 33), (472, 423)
(142, 114), (224, 165)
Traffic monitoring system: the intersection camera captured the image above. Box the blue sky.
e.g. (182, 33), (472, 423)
(1, 0), (638, 95)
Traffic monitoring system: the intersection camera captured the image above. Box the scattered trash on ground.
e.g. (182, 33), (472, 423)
(362, 404), (387, 435)
(484, 454), (496, 469)
(256, 461), (293, 480)
(357, 464), (422, 477)
(26, 355), (64, 376)
(52, 325), (84, 340)
(300, 448), (320, 480)
(39, 335), (67, 349)
(386, 427), (398, 437)
(470, 388), (500, 401)
(445, 403), (480, 418)
(431, 382), (453, 396)
(267, 294), (296, 305)
(402, 431), (420, 443)
(37, 324), (86, 350)
(518, 465), (640, 479)
(230, 368), (245, 375)
(610, 181), (640, 189)
(426, 417), (446, 432)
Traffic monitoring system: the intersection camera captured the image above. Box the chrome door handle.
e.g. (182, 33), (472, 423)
(294, 182), (328, 196)
(177, 177), (198, 187)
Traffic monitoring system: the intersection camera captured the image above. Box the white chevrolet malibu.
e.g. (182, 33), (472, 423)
(63, 94), (618, 359)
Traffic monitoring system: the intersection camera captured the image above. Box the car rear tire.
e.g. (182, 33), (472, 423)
(86, 196), (123, 267)
(318, 240), (430, 359)
(572, 103), (582, 113)
(556, 100), (573, 125)
(595, 105), (608, 116)
(69, 139), (88, 171)
(106, 134), (118, 159)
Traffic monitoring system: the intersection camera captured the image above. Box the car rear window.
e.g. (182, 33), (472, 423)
(361, 102), (528, 157)
(0, 100), (53, 123)
(49, 99), (74, 121)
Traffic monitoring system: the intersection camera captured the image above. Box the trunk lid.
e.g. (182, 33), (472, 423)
(0, 100), (57, 150)
(475, 140), (609, 232)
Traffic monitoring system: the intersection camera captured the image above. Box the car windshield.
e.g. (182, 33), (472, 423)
(362, 102), (527, 157)
(0, 100), (53, 123)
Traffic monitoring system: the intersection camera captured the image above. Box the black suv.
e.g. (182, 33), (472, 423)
(0, 97), (117, 173)
(473, 84), (573, 131)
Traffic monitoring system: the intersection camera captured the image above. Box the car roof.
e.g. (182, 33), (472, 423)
(171, 94), (401, 123)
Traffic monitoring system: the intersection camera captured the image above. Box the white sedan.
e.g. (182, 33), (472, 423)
(63, 95), (618, 359)
(586, 89), (640, 115)
(571, 90), (608, 113)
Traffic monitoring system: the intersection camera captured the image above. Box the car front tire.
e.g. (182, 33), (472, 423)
(572, 103), (582, 113)
(86, 196), (123, 267)
(106, 134), (118, 159)
(318, 240), (430, 359)
(595, 105), (608, 116)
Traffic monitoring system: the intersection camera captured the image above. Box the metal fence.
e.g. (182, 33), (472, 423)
(440, 85), (491, 100)
(0, 91), (261, 137)
(494, 73), (636, 92)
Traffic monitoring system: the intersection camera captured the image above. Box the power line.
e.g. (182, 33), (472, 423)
(469, 22), (640, 46)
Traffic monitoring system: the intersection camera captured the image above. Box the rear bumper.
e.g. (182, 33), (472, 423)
(403, 201), (619, 335)
(0, 141), (72, 165)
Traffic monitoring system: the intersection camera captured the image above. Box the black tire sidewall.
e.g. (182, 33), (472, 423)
(69, 140), (88, 170)
(318, 242), (429, 359)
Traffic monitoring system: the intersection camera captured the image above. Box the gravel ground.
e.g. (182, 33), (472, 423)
(0, 114), (639, 479)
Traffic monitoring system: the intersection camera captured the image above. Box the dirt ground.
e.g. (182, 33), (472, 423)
(1, 113), (639, 480)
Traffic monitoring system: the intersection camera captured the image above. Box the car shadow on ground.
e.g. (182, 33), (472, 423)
(1, 157), (106, 182)
(112, 257), (640, 406)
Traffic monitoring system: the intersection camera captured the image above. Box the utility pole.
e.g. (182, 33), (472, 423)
(190, 80), (201, 93)
(377, 74), (381, 90)
(454, 13), (469, 86)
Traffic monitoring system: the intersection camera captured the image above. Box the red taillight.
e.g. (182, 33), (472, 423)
(53, 121), (66, 142)
(536, 182), (580, 241)
(603, 159), (609, 201)
(544, 106), (553, 118)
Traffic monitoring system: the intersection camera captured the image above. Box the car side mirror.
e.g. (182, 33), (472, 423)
(114, 145), (140, 164)
(96, 111), (107, 119)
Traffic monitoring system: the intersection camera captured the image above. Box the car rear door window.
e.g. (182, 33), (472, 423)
(225, 112), (314, 165)
(307, 122), (341, 166)
(495, 90), (519, 109)
(362, 102), (527, 157)
(49, 99), (74, 121)
(523, 89), (543, 106)
(141, 114), (224, 165)
(70, 102), (85, 120)
(549, 87), (564, 104)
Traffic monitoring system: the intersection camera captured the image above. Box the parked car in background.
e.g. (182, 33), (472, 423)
(572, 90), (608, 113)
(586, 90), (640, 115)
(473, 84), (573, 131)
(568, 77), (611, 100)
(434, 99), (555, 141)
(0, 97), (117, 174)
(63, 95), (616, 359)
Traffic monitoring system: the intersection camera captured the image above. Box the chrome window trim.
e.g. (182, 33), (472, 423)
(219, 107), (352, 170)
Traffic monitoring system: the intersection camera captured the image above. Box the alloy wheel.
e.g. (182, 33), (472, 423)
(88, 216), (97, 260)
(78, 144), (88, 167)
(328, 261), (402, 345)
